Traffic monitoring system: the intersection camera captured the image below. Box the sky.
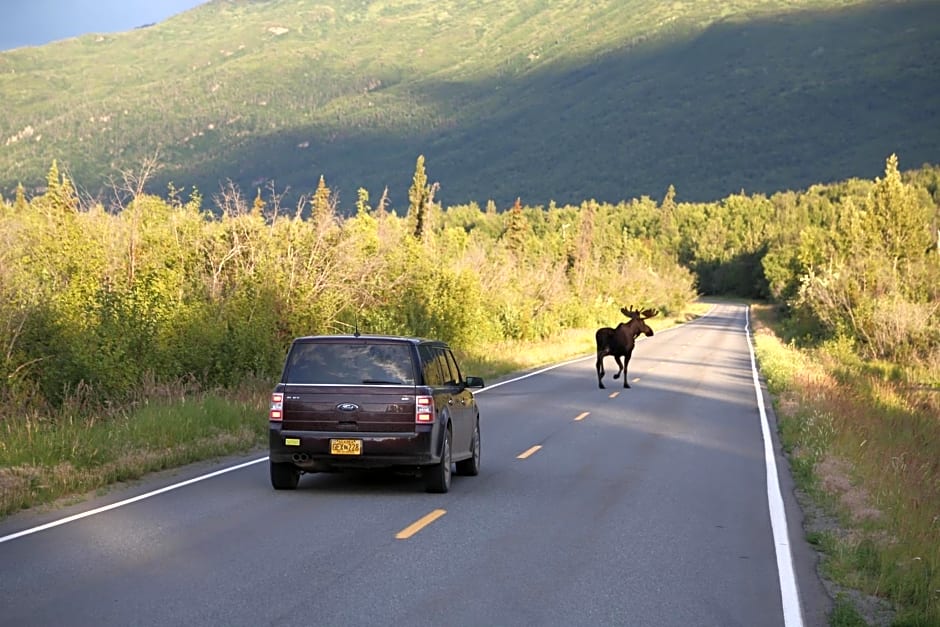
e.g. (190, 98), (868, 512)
(0, 0), (209, 51)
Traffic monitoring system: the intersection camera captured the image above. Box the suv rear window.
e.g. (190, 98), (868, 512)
(284, 342), (416, 385)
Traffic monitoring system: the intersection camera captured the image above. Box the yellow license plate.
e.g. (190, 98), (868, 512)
(330, 439), (362, 455)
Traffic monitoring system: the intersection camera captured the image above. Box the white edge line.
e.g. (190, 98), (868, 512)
(745, 306), (804, 627)
(0, 456), (269, 544)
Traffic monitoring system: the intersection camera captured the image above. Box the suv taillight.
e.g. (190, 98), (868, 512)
(415, 395), (434, 423)
(270, 393), (283, 421)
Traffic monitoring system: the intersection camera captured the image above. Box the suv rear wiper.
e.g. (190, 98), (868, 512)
(361, 379), (404, 385)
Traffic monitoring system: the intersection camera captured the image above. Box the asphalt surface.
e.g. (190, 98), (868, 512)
(0, 302), (831, 626)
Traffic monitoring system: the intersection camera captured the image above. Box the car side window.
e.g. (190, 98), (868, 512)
(419, 345), (445, 386)
(442, 349), (462, 385)
(432, 347), (456, 386)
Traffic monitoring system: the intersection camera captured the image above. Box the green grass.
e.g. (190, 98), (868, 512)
(830, 595), (870, 627)
(0, 392), (266, 518)
(1, 0), (938, 211)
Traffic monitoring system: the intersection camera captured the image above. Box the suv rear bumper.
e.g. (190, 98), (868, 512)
(269, 422), (443, 470)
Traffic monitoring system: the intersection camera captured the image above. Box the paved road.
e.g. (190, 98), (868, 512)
(0, 302), (830, 626)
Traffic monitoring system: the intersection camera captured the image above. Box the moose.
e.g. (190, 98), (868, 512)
(595, 306), (657, 389)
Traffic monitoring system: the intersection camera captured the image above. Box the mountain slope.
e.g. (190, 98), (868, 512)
(1, 0), (938, 210)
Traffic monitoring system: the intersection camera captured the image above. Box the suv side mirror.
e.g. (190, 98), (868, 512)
(464, 376), (485, 389)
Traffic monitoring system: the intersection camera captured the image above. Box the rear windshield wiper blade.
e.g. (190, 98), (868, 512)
(360, 379), (404, 385)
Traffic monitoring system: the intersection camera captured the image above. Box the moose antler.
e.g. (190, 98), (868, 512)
(620, 306), (658, 319)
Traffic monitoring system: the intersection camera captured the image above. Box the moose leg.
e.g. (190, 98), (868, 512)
(612, 355), (624, 380)
(596, 353), (606, 389)
(622, 349), (634, 388)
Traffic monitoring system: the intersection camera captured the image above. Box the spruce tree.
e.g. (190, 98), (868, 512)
(866, 154), (933, 264)
(659, 184), (680, 259)
(504, 197), (528, 253)
(356, 187), (370, 216)
(42, 160), (78, 215)
(408, 155), (430, 239)
(312, 175), (332, 223)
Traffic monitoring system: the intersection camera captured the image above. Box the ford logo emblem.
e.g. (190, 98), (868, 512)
(337, 403), (359, 412)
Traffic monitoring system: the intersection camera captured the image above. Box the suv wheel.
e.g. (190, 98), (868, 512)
(270, 461), (300, 490)
(455, 419), (480, 476)
(425, 427), (452, 493)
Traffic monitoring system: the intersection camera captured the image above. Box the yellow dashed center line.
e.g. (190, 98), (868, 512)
(608, 392), (619, 399)
(396, 509), (447, 539)
(517, 445), (542, 459)
(631, 377), (641, 383)
(574, 411), (590, 421)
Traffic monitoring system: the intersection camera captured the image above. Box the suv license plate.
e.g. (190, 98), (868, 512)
(330, 439), (362, 455)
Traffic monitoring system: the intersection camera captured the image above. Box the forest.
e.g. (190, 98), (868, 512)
(1, 154), (936, 412)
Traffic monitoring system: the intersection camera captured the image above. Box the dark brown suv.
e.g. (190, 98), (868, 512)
(268, 334), (484, 493)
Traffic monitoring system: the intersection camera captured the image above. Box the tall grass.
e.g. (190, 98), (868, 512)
(752, 304), (940, 626)
(0, 387), (267, 518)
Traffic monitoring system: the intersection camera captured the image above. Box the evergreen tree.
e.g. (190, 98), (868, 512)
(659, 184), (680, 259)
(866, 154), (933, 264)
(408, 155), (430, 239)
(312, 175), (332, 223)
(45, 159), (61, 195)
(43, 160), (78, 214)
(356, 187), (370, 216)
(504, 197), (529, 253)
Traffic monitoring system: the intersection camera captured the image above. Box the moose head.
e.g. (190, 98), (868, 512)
(620, 306), (657, 339)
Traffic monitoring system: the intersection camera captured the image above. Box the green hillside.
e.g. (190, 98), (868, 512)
(1, 0), (938, 210)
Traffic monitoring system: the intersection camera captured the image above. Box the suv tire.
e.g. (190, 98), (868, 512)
(455, 419), (480, 476)
(425, 427), (452, 493)
(270, 461), (300, 490)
